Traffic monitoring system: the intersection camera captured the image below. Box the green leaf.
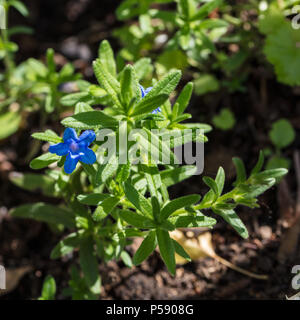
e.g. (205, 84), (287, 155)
(133, 230), (157, 265)
(74, 102), (94, 114)
(9, 172), (56, 197)
(119, 209), (155, 229)
(215, 167), (225, 196)
(120, 251), (133, 267)
(59, 62), (75, 79)
(269, 119), (295, 149)
(144, 70), (181, 100)
(32, 130), (63, 144)
(81, 163), (97, 186)
(7, 25), (33, 36)
(3, 41), (18, 53)
(0, 112), (21, 140)
(173, 239), (191, 262)
(27, 58), (48, 77)
(175, 82), (193, 116)
(133, 58), (153, 80)
(30, 153), (60, 170)
(10, 203), (75, 228)
(194, 74), (219, 96)
(131, 94), (169, 116)
(198, 187), (216, 209)
(156, 228), (176, 276)
(140, 164), (162, 199)
(10, 0), (29, 16)
(252, 168), (288, 182)
(93, 59), (122, 108)
(45, 92), (55, 113)
(251, 150), (265, 175)
(232, 157), (247, 185)
(260, 11), (300, 86)
(214, 208), (249, 239)
(160, 166), (197, 187)
(46, 48), (55, 73)
(50, 232), (82, 259)
(94, 196), (120, 221)
(98, 40), (117, 77)
(124, 181), (153, 218)
(77, 193), (111, 206)
(61, 110), (117, 130)
(182, 123), (212, 132)
(190, 0), (222, 21)
(212, 108), (236, 130)
(120, 64), (139, 108)
(237, 179), (275, 199)
(39, 276), (56, 300)
(169, 214), (216, 228)
(79, 237), (101, 295)
(96, 157), (119, 184)
(151, 196), (161, 221)
(204, 175), (219, 195)
(60, 92), (92, 107)
(88, 85), (107, 98)
(198, 18), (229, 29)
(116, 163), (131, 183)
(178, 0), (197, 20)
(160, 194), (200, 221)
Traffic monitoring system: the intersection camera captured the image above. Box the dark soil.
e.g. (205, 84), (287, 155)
(0, 0), (299, 300)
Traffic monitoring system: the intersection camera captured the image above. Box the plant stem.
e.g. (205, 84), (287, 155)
(1, 1), (14, 85)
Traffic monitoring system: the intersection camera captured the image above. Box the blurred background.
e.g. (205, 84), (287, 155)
(0, 0), (299, 299)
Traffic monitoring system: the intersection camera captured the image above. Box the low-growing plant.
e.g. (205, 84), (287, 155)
(10, 40), (287, 299)
(0, 0), (80, 140)
(212, 107), (235, 130)
(264, 118), (295, 170)
(114, 0), (238, 95)
(258, 0), (300, 86)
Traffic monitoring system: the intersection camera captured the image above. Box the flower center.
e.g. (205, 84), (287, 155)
(69, 141), (79, 153)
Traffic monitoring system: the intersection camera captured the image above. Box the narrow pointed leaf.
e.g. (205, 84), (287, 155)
(10, 203), (75, 228)
(133, 231), (156, 265)
(173, 239), (191, 262)
(79, 237), (101, 294)
(156, 228), (176, 276)
(98, 40), (117, 77)
(160, 194), (200, 221)
(61, 110), (117, 129)
(124, 181), (153, 218)
(93, 59), (121, 108)
(32, 130), (62, 144)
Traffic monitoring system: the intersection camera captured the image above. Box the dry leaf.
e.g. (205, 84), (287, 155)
(0, 266), (32, 296)
(171, 230), (268, 280)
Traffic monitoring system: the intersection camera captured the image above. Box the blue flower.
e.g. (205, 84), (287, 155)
(139, 85), (161, 114)
(49, 128), (96, 174)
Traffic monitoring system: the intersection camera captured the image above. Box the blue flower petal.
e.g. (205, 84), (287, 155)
(152, 107), (161, 114)
(144, 87), (153, 95)
(49, 142), (69, 156)
(64, 153), (80, 174)
(139, 85), (146, 98)
(78, 130), (96, 146)
(80, 148), (96, 165)
(63, 128), (78, 142)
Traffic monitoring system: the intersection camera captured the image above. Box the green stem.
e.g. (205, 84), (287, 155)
(1, 1), (15, 84)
